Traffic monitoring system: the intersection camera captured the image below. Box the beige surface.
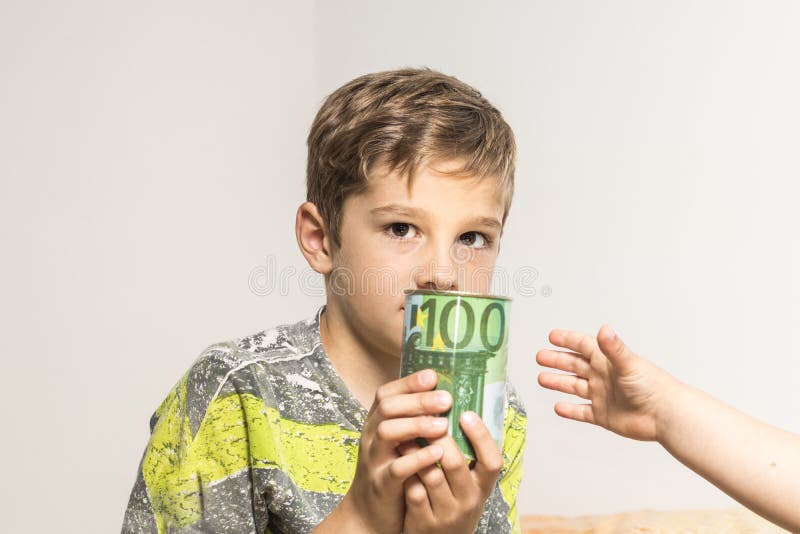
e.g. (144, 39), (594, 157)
(522, 508), (789, 533)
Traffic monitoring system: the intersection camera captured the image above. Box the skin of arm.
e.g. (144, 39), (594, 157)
(536, 325), (800, 533)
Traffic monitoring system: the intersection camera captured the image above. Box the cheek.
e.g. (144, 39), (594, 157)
(338, 252), (410, 301)
(458, 259), (498, 293)
(358, 250), (417, 288)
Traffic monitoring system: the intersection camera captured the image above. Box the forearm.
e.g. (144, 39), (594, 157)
(311, 492), (379, 534)
(656, 380), (800, 532)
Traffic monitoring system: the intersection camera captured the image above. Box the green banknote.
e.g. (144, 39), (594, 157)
(401, 289), (510, 459)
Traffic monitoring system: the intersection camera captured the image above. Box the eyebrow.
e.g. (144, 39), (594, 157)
(370, 204), (503, 230)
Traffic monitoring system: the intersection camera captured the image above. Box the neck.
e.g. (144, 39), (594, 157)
(319, 301), (399, 410)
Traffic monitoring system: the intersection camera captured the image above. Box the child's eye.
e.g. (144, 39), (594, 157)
(385, 222), (418, 240)
(459, 231), (491, 249)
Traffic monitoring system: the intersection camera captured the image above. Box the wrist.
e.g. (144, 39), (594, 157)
(336, 491), (383, 534)
(652, 370), (691, 445)
(314, 491), (379, 534)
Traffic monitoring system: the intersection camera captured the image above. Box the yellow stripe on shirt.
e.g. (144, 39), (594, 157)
(142, 378), (360, 531)
(499, 405), (527, 534)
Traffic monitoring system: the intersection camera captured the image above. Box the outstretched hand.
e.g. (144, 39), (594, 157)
(536, 325), (678, 441)
(538, 325), (800, 533)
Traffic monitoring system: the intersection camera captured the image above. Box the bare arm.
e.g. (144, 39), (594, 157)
(537, 326), (800, 532)
(656, 378), (800, 532)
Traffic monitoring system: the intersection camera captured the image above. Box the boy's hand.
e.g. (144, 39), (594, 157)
(397, 411), (503, 533)
(537, 325), (680, 442)
(338, 369), (453, 534)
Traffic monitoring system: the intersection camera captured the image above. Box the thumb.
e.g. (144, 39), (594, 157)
(597, 324), (636, 372)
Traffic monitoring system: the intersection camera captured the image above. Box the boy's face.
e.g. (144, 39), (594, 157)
(330, 160), (506, 360)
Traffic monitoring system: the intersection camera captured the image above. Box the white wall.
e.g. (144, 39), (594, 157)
(2, 1), (799, 532)
(0, 1), (315, 532)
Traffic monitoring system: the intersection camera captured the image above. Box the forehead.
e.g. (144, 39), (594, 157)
(355, 161), (507, 218)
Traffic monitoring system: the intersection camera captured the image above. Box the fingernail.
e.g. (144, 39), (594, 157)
(434, 391), (451, 407)
(461, 412), (477, 425)
(429, 444), (443, 458)
(605, 325), (617, 340)
(419, 370), (435, 387)
(432, 417), (448, 429)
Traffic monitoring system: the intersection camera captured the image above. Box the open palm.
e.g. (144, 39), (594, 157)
(536, 325), (674, 442)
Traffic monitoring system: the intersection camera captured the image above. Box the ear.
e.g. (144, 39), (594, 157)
(295, 202), (335, 275)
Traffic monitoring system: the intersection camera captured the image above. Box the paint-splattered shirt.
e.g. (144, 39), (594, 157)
(122, 305), (527, 534)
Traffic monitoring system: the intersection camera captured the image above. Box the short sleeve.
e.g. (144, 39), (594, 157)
(121, 348), (268, 533)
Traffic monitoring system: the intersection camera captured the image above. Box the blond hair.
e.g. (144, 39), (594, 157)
(306, 67), (516, 248)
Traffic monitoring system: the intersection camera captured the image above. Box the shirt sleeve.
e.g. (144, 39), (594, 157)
(121, 345), (268, 534)
(498, 380), (528, 534)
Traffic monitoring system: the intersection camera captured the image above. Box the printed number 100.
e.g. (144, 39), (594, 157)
(410, 299), (505, 352)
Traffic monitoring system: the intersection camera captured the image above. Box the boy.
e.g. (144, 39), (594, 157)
(122, 68), (527, 534)
(537, 325), (800, 532)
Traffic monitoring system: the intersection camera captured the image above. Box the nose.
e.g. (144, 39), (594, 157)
(413, 240), (459, 291)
